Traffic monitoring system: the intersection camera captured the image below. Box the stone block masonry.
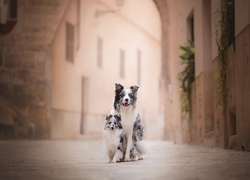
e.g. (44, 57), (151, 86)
(0, 0), (69, 139)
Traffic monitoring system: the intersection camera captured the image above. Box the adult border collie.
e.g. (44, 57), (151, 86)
(113, 83), (139, 161)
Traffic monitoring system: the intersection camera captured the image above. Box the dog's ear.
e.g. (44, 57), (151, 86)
(114, 115), (121, 121)
(115, 83), (124, 91)
(130, 85), (139, 93)
(105, 114), (111, 120)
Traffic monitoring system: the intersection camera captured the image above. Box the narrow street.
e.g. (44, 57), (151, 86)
(0, 140), (250, 180)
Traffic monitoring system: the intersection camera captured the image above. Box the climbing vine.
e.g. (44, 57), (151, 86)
(215, 0), (234, 106)
(178, 41), (195, 119)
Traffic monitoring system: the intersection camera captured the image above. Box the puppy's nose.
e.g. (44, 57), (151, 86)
(125, 98), (129, 102)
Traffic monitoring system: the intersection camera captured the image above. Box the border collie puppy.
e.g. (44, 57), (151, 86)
(113, 83), (139, 161)
(103, 110), (127, 163)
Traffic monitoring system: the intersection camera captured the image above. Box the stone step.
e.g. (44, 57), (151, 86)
(22, 23), (54, 34)
(0, 96), (34, 139)
(27, 0), (65, 8)
(23, 16), (59, 29)
(23, 6), (63, 17)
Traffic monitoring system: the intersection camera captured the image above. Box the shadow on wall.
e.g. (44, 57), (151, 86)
(0, 96), (36, 139)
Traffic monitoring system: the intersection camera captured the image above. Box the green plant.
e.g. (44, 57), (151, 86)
(178, 41), (195, 118)
(216, 0), (234, 106)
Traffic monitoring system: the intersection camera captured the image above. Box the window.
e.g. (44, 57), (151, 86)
(0, 0), (17, 35)
(137, 50), (141, 86)
(77, 0), (80, 49)
(66, 22), (74, 63)
(97, 37), (103, 68)
(187, 10), (194, 43)
(225, 0), (235, 46)
(120, 50), (125, 78)
(8, 0), (17, 19)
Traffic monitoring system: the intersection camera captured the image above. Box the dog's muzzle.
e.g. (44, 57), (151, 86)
(122, 102), (130, 107)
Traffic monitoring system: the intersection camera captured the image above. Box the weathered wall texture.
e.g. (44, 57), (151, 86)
(183, 0), (250, 151)
(0, 0), (69, 139)
(235, 26), (250, 151)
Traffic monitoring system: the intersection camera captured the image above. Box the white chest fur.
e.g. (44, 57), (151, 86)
(119, 106), (137, 135)
(103, 129), (122, 151)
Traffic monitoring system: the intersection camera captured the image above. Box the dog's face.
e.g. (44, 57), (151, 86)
(114, 83), (139, 110)
(104, 114), (122, 131)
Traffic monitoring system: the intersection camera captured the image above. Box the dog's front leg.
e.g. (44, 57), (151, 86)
(111, 150), (123, 163)
(124, 133), (132, 161)
(108, 150), (114, 163)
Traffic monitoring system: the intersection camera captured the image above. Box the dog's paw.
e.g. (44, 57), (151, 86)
(124, 157), (131, 162)
(130, 156), (137, 161)
(116, 159), (122, 163)
(111, 158), (122, 163)
(111, 157), (119, 163)
(138, 157), (143, 160)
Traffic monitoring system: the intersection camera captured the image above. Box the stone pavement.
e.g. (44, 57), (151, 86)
(0, 140), (250, 180)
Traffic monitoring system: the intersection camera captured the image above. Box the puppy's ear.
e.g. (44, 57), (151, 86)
(115, 83), (124, 91)
(105, 115), (111, 120)
(130, 85), (139, 93)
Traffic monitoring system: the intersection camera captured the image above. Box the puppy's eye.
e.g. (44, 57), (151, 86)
(114, 122), (117, 125)
(129, 94), (133, 98)
(108, 122), (111, 124)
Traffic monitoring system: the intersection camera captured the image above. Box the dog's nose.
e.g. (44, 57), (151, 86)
(125, 98), (129, 102)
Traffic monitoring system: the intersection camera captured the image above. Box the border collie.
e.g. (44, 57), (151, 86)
(103, 109), (127, 163)
(113, 83), (140, 161)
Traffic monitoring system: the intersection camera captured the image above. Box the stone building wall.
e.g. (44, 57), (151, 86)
(1, 0), (249, 149)
(0, 0), (69, 139)
(235, 25), (250, 151)
(184, 0), (250, 151)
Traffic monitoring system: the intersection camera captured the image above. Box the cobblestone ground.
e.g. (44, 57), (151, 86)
(0, 140), (250, 180)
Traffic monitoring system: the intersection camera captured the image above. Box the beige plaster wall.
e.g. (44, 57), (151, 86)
(51, 0), (163, 139)
(166, 0), (214, 144)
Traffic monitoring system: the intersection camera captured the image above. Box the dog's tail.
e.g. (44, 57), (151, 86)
(135, 140), (150, 158)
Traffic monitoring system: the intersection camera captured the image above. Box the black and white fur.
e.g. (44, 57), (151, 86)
(113, 83), (141, 161)
(103, 110), (127, 163)
(130, 114), (147, 160)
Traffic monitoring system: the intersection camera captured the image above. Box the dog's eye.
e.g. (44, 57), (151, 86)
(114, 122), (117, 125)
(108, 122), (111, 124)
(129, 93), (133, 98)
